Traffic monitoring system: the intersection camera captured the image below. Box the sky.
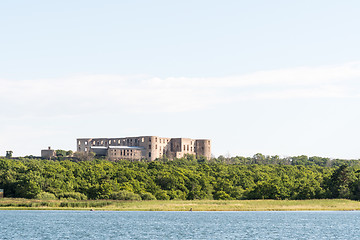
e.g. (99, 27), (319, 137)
(1, 0), (360, 159)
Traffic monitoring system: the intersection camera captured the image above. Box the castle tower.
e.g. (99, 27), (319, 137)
(195, 139), (211, 160)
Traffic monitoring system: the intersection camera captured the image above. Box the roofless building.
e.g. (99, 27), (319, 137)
(77, 136), (211, 161)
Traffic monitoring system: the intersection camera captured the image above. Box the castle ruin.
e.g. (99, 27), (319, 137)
(77, 136), (211, 161)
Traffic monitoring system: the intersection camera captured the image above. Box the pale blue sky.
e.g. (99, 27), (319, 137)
(1, 1), (360, 158)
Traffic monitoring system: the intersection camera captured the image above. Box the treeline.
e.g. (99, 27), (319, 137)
(214, 153), (360, 167)
(22, 151), (360, 168)
(1, 157), (360, 201)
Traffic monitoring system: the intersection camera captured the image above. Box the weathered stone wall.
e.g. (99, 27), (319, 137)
(107, 148), (142, 161)
(77, 138), (93, 152)
(169, 138), (196, 159)
(76, 136), (211, 161)
(41, 147), (56, 159)
(195, 139), (211, 160)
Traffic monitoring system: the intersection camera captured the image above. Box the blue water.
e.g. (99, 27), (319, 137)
(1, 211), (360, 239)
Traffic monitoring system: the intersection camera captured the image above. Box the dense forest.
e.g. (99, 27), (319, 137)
(1, 154), (360, 201)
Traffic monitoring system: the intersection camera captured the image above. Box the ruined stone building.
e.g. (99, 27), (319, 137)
(77, 136), (211, 161)
(41, 147), (56, 159)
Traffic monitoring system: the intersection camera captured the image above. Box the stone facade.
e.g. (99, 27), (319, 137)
(41, 147), (56, 159)
(77, 136), (211, 161)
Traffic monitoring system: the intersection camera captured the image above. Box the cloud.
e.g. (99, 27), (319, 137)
(1, 61), (360, 118)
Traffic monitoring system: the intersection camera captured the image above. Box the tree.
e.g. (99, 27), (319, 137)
(5, 151), (13, 159)
(56, 150), (67, 157)
(73, 151), (96, 161)
(327, 165), (355, 198)
(66, 150), (74, 157)
(252, 153), (265, 164)
(197, 156), (207, 163)
(291, 155), (308, 165)
(246, 179), (285, 200)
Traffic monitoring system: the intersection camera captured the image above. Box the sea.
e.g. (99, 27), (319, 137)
(1, 210), (359, 239)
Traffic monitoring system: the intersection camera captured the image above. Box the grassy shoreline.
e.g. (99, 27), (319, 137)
(0, 198), (360, 211)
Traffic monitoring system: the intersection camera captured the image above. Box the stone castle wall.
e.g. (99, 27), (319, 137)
(77, 136), (211, 161)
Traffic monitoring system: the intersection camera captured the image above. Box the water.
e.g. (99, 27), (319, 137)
(1, 211), (360, 239)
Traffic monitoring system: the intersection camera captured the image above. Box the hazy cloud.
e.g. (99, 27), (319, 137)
(1, 62), (360, 118)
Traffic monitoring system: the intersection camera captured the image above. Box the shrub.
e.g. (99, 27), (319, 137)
(213, 190), (233, 200)
(57, 192), (88, 200)
(60, 202), (89, 208)
(89, 201), (113, 207)
(110, 190), (141, 200)
(167, 190), (187, 200)
(36, 192), (57, 200)
(140, 192), (156, 200)
(154, 190), (170, 200)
